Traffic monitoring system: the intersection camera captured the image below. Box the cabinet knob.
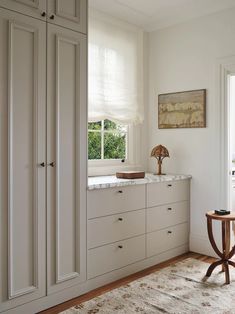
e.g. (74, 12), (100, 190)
(50, 14), (55, 20)
(118, 245), (123, 249)
(167, 230), (172, 234)
(118, 190), (123, 194)
(167, 184), (172, 187)
(40, 162), (45, 167)
(49, 162), (55, 167)
(41, 11), (46, 17)
(167, 207), (172, 211)
(118, 217), (123, 221)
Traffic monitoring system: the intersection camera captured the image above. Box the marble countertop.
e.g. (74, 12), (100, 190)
(88, 173), (192, 190)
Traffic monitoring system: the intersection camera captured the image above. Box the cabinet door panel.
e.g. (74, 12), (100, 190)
(47, 0), (87, 34)
(47, 23), (87, 294)
(147, 180), (190, 208)
(0, 8), (46, 311)
(0, 0), (47, 20)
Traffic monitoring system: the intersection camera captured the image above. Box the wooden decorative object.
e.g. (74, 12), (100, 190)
(205, 211), (235, 284)
(116, 171), (145, 179)
(151, 145), (169, 175)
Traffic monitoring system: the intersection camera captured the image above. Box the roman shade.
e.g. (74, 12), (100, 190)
(88, 12), (144, 125)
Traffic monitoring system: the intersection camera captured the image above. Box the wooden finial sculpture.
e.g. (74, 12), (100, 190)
(151, 145), (169, 175)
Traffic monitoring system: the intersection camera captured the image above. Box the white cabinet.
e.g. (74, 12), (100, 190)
(147, 223), (189, 258)
(0, 0), (47, 20)
(147, 180), (189, 207)
(87, 185), (146, 279)
(88, 185), (146, 218)
(47, 23), (87, 294)
(88, 235), (146, 279)
(0, 8), (46, 311)
(88, 209), (145, 249)
(0, 0), (87, 33)
(0, 2), (87, 312)
(146, 180), (190, 259)
(87, 179), (190, 281)
(47, 0), (87, 33)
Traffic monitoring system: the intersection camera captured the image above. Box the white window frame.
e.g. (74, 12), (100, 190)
(88, 123), (142, 176)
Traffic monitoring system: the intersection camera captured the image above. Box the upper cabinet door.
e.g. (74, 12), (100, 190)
(0, 8), (46, 312)
(47, 0), (87, 34)
(0, 0), (47, 20)
(47, 23), (87, 294)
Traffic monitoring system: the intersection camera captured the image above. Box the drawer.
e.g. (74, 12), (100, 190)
(88, 209), (145, 249)
(147, 180), (189, 208)
(147, 223), (189, 258)
(88, 185), (145, 219)
(87, 235), (145, 279)
(147, 201), (189, 232)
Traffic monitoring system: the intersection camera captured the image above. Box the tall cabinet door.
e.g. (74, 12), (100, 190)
(47, 23), (87, 294)
(0, 8), (46, 312)
(0, 0), (47, 20)
(47, 0), (87, 34)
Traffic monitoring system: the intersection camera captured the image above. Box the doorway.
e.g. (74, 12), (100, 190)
(229, 75), (235, 210)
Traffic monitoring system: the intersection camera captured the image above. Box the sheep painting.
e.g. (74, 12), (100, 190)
(158, 89), (206, 129)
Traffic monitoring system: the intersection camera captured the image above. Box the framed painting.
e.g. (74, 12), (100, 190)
(158, 89), (206, 129)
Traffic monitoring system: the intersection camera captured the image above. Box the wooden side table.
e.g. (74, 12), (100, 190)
(205, 211), (235, 284)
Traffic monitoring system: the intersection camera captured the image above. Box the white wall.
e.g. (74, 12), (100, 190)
(148, 8), (235, 256)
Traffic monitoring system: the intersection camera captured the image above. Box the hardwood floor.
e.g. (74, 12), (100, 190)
(39, 252), (216, 314)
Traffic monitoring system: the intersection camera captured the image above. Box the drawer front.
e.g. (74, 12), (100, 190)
(147, 201), (189, 232)
(147, 180), (189, 208)
(88, 235), (145, 279)
(88, 209), (145, 249)
(88, 185), (145, 218)
(147, 223), (189, 258)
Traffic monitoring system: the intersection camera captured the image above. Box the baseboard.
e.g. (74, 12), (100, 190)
(189, 233), (217, 258)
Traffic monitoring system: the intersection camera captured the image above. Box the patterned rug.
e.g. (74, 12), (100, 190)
(61, 258), (235, 314)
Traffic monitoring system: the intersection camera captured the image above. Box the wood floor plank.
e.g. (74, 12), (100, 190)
(39, 252), (216, 314)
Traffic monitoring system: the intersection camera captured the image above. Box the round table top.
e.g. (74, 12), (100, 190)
(206, 210), (235, 221)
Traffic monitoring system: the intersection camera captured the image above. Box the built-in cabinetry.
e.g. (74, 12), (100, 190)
(87, 179), (190, 280)
(0, 1), (87, 313)
(0, 0), (87, 33)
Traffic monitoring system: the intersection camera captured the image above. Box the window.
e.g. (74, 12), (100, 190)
(88, 119), (128, 161)
(88, 10), (144, 175)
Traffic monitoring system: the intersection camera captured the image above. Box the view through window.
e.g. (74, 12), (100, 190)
(88, 119), (128, 160)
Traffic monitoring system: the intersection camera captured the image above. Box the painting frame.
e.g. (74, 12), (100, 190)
(158, 89), (206, 129)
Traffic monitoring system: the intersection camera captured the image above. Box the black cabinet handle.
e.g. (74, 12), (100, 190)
(118, 217), (123, 221)
(40, 162), (45, 167)
(167, 207), (172, 211)
(41, 11), (46, 17)
(118, 245), (123, 249)
(50, 14), (55, 20)
(167, 184), (172, 187)
(118, 190), (123, 194)
(167, 231), (172, 234)
(49, 162), (55, 167)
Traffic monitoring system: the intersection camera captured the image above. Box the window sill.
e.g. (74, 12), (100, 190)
(88, 163), (144, 177)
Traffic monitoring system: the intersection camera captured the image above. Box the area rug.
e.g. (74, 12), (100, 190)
(61, 258), (235, 314)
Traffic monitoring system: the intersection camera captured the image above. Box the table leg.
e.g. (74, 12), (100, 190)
(224, 261), (230, 284)
(225, 221), (230, 258)
(207, 218), (223, 258)
(206, 260), (223, 277)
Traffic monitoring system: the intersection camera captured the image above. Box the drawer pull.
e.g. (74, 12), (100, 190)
(167, 207), (172, 211)
(118, 245), (123, 249)
(167, 184), (172, 187)
(167, 230), (172, 234)
(118, 190), (123, 194)
(118, 217), (123, 221)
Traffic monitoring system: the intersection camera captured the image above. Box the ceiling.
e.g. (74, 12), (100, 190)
(89, 0), (235, 31)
